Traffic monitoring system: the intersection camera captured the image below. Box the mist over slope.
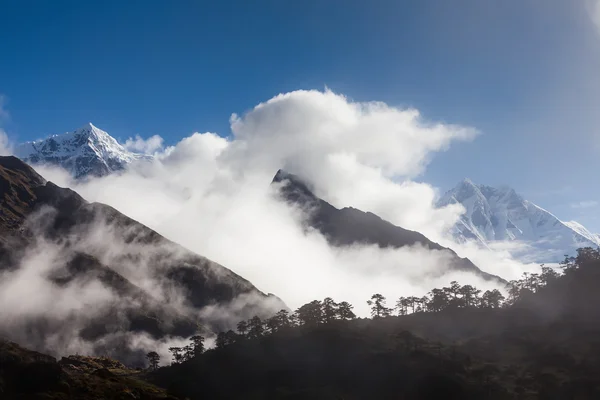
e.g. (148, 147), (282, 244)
(272, 169), (504, 283)
(0, 156), (284, 364)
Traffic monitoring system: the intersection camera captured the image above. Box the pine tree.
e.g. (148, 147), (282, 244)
(190, 335), (205, 357)
(168, 347), (183, 364)
(322, 297), (339, 323)
(247, 316), (264, 339)
(146, 351), (160, 370)
(336, 301), (356, 320)
(236, 320), (249, 336)
(295, 300), (324, 325)
(367, 294), (392, 318)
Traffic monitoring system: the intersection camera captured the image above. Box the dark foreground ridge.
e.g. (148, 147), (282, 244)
(272, 169), (504, 282)
(145, 247), (600, 399)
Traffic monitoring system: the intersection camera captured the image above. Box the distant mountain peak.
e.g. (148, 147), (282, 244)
(460, 177), (476, 186)
(272, 169), (319, 206)
(440, 179), (600, 262)
(14, 124), (152, 179)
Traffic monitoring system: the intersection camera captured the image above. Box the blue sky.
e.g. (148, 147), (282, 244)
(1, 0), (600, 230)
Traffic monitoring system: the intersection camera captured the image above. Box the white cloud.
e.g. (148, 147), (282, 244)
(0, 129), (12, 156)
(124, 134), (164, 154)
(588, 0), (600, 34)
(30, 89), (538, 321)
(571, 200), (598, 209)
(0, 95), (13, 155)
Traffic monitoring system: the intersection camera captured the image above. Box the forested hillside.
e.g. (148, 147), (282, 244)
(148, 247), (600, 399)
(4, 247), (600, 399)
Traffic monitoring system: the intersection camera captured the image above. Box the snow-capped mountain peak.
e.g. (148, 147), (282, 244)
(439, 179), (600, 262)
(14, 123), (152, 179)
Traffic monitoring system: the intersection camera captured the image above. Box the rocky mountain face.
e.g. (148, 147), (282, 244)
(13, 123), (150, 179)
(272, 170), (503, 283)
(0, 156), (285, 363)
(438, 179), (600, 262)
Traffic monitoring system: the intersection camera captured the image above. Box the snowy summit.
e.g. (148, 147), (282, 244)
(14, 123), (152, 178)
(439, 179), (600, 263)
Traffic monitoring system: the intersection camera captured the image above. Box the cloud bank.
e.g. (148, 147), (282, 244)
(34, 89), (539, 321)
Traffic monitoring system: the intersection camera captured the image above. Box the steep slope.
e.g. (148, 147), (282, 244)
(272, 170), (503, 283)
(439, 179), (600, 262)
(14, 123), (151, 178)
(0, 156), (285, 362)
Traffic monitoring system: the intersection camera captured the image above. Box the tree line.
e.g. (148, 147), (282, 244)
(146, 248), (595, 368)
(211, 263), (567, 348)
(146, 335), (205, 370)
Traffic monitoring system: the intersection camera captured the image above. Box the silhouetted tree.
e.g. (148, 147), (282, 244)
(225, 329), (238, 344)
(367, 294), (392, 318)
(247, 316), (264, 339)
(407, 296), (421, 314)
(236, 320), (249, 336)
(295, 300), (323, 325)
(505, 276), (534, 306)
(182, 345), (194, 362)
(459, 285), (481, 308)
(266, 310), (292, 333)
(146, 351), (160, 370)
(168, 347), (183, 364)
(396, 297), (408, 316)
(216, 332), (228, 349)
(336, 301), (356, 320)
(426, 288), (449, 312)
(540, 265), (560, 286)
(444, 281), (462, 308)
(276, 309), (292, 328)
(190, 335), (205, 357)
(216, 330), (238, 349)
(481, 289), (505, 308)
(322, 297), (339, 323)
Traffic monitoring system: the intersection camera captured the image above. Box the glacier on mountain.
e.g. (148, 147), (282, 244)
(439, 179), (600, 263)
(14, 123), (152, 178)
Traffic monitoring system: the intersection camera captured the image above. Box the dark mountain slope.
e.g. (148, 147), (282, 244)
(0, 156), (285, 361)
(272, 169), (503, 282)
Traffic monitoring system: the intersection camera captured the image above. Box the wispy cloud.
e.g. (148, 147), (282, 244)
(570, 200), (599, 209)
(0, 94), (12, 155)
(587, 0), (600, 34)
(124, 134), (164, 154)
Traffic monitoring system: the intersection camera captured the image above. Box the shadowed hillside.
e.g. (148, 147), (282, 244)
(0, 156), (285, 363)
(148, 247), (600, 399)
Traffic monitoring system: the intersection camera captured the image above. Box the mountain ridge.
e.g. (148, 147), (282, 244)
(439, 179), (600, 262)
(0, 156), (286, 363)
(272, 169), (504, 283)
(14, 123), (151, 178)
